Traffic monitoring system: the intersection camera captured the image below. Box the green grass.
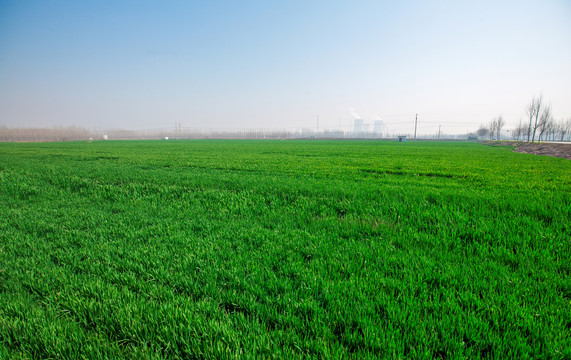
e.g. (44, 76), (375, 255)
(0, 140), (570, 359)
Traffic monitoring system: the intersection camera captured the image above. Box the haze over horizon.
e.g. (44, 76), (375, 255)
(1, 1), (570, 136)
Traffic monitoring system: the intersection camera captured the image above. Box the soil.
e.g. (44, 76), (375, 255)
(481, 141), (571, 160)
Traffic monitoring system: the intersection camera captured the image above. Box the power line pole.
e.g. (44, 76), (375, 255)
(316, 115), (319, 138)
(438, 125), (441, 140)
(414, 113), (418, 141)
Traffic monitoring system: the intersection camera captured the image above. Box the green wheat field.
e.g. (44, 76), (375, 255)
(1, 140), (570, 359)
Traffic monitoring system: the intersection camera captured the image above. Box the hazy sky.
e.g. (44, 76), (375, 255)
(1, 1), (570, 135)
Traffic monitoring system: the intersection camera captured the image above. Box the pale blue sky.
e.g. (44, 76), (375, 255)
(1, 1), (570, 135)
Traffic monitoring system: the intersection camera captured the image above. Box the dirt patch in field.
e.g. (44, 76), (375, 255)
(481, 141), (571, 160)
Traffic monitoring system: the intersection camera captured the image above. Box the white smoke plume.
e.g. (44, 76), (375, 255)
(349, 108), (362, 119)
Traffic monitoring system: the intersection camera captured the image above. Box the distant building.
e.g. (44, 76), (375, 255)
(353, 119), (363, 134)
(398, 136), (406, 142)
(374, 120), (383, 135)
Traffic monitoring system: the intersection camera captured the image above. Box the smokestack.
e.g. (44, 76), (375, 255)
(353, 119), (363, 134)
(374, 120), (383, 135)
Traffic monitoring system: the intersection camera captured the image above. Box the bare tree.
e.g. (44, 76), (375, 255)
(477, 126), (490, 140)
(536, 104), (553, 143)
(551, 121), (561, 141)
(560, 118), (571, 141)
(525, 95), (543, 142)
(548, 121), (558, 141)
(512, 124), (521, 140)
(512, 120), (528, 141)
(496, 116), (505, 140)
(485, 116), (505, 140)
(488, 119), (497, 140)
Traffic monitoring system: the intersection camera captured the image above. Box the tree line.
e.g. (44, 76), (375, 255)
(0, 125), (96, 142)
(477, 95), (571, 142)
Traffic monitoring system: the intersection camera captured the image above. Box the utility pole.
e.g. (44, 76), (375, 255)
(414, 113), (418, 141)
(438, 125), (441, 140)
(316, 115), (319, 138)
